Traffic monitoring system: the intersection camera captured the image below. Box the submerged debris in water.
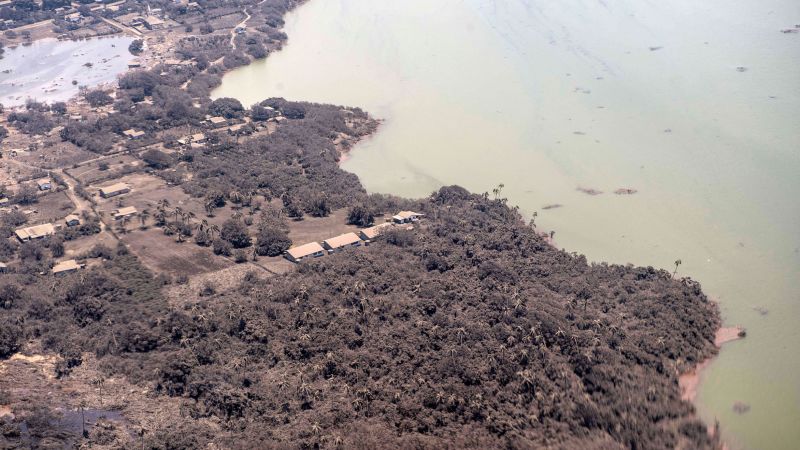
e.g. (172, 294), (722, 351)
(577, 187), (603, 195)
(735, 66), (748, 72)
(732, 402), (751, 414)
(614, 188), (638, 195)
(542, 204), (563, 210)
(649, 46), (663, 51)
(752, 306), (769, 316)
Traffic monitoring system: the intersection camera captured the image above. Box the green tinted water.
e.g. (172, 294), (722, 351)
(213, 1), (800, 447)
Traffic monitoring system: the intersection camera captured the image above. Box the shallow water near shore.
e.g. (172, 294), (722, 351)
(213, 0), (800, 447)
(0, 36), (134, 107)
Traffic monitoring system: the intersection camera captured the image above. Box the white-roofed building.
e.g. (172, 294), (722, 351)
(322, 232), (362, 253)
(285, 242), (325, 263)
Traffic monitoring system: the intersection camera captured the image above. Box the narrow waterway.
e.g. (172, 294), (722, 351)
(213, 0), (800, 448)
(0, 36), (134, 107)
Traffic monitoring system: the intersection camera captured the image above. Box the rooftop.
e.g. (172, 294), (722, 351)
(360, 222), (393, 240)
(99, 182), (129, 195)
(53, 259), (82, 274)
(396, 211), (424, 219)
(113, 206), (138, 217)
(287, 242), (325, 259)
(15, 223), (56, 240)
(323, 232), (362, 249)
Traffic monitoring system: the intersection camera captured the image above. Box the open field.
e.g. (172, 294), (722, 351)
(120, 226), (231, 277)
(67, 155), (141, 185)
(23, 190), (75, 224)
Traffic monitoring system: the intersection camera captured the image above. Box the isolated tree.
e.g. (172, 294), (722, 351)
(209, 97), (244, 119)
(128, 39), (144, 55)
(282, 194), (304, 220)
(50, 238), (65, 258)
(347, 205), (374, 227)
(673, 259), (682, 277)
(255, 227), (291, 256)
(140, 209), (150, 229)
(142, 149), (173, 169)
(221, 219), (251, 248)
(85, 90), (114, 107)
(250, 104), (273, 121)
(307, 194), (331, 217)
(51, 101), (67, 115)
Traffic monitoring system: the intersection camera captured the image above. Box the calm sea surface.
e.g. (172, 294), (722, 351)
(0, 36), (134, 107)
(213, 0), (800, 447)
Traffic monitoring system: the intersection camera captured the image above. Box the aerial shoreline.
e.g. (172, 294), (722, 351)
(0, 1), (730, 448)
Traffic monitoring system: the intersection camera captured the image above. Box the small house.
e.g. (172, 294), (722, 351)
(112, 206), (138, 221)
(207, 116), (227, 127)
(122, 129), (145, 139)
(322, 232), (362, 253)
(228, 123), (247, 134)
(15, 223), (56, 242)
(52, 259), (83, 276)
(191, 132), (206, 143)
(358, 222), (393, 241)
(99, 182), (131, 198)
(285, 242), (325, 263)
(0, 262), (7, 273)
(142, 16), (165, 30)
(37, 178), (52, 191)
(65, 214), (81, 227)
(64, 12), (82, 23)
(392, 211), (425, 224)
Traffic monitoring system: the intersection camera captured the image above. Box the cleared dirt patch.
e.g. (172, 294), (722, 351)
(68, 155), (140, 185)
(122, 227), (231, 278)
(23, 190), (75, 224)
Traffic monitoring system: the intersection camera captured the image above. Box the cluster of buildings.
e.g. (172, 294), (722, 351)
(285, 211), (424, 263)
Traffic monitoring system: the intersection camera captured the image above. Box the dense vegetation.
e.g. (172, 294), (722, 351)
(0, 185), (721, 449)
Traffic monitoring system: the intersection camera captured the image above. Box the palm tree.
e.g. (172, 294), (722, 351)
(139, 208), (150, 229)
(673, 259), (682, 277)
(185, 211), (196, 226)
(530, 211), (538, 227)
(208, 224), (220, 239)
(200, 219), (209, 232)
(517, 369), (535, 392)
(120, 215), (131, 233)
(492, 183), (505, 199)
(79, 400), (87, 438)
(94, 376), (106, 406)
(173, 206), (183, 224)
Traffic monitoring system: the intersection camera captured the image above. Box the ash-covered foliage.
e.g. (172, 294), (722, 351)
(0, 188), (721, 449)
(182, 99), (375, 212)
